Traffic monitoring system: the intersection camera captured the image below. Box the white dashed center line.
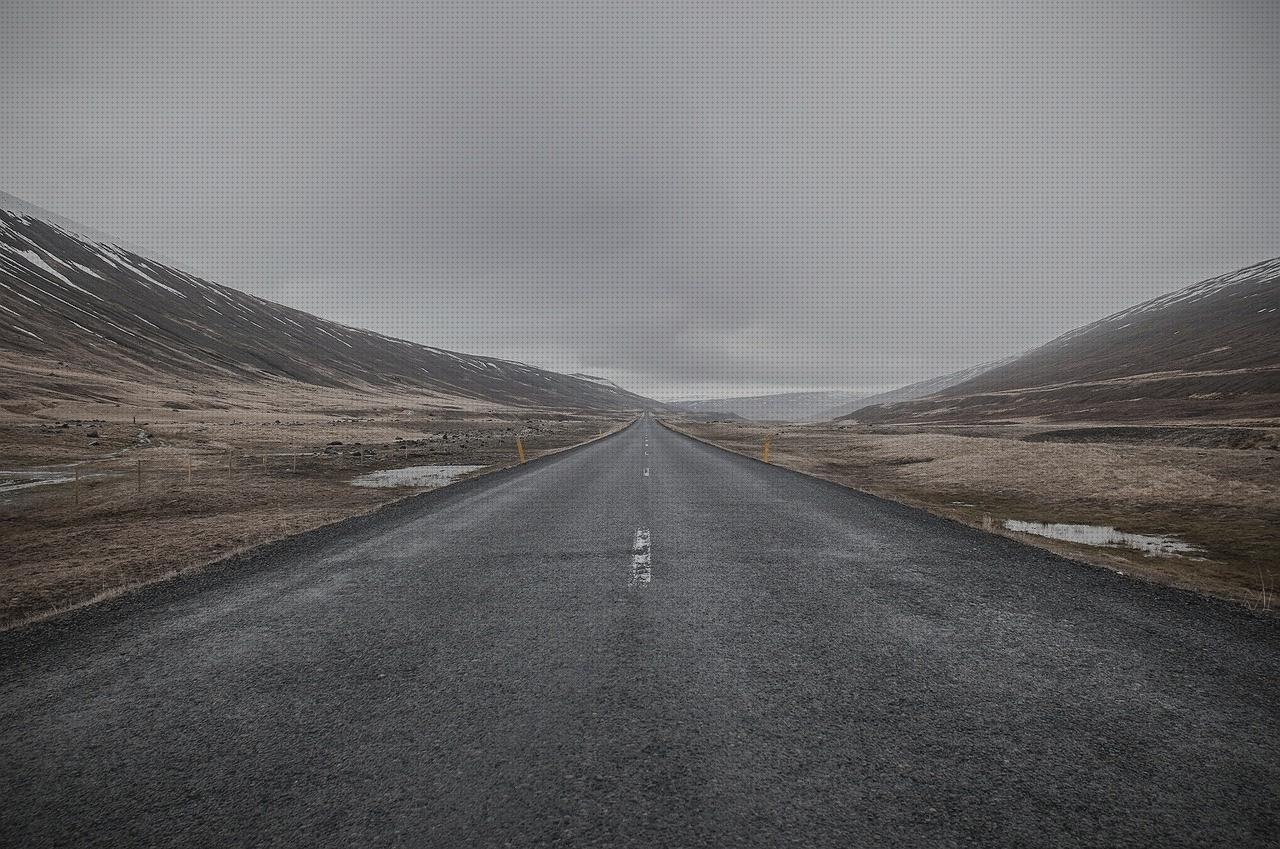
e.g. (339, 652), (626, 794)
(629, 528), (652, 587)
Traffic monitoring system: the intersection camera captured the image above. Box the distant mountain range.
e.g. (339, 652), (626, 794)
(668, 363), (1016, 423)
(848, 258), (1280, 424)
(0, 201), (652, 413)
(823, 359), (1014, 421)
(670, 391), (867, 422)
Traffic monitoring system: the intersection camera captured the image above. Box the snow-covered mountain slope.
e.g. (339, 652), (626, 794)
(849, 258), (1280, 423)
(0, 192), (157, 259)
(0, 208), (651, 411)
(569, 373), (628, 392)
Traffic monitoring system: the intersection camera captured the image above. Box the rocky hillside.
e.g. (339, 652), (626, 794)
(850, 258), (1280, 424)
(0, 208), (651, 411)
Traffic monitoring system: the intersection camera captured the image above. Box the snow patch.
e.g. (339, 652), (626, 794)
(1003, 519), (1201, 557)
(7, 247), (73, 286)
(349, 464), (486, 488)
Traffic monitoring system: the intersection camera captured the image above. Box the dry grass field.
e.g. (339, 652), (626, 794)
(667, 418), (1279, 610)
(0, 366), (631, 628)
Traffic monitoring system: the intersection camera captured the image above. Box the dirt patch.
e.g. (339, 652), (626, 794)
(668, 418), (1279, 611)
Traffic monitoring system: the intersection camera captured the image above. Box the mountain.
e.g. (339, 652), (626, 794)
(0, 192), (136, 251)
(828, 358), (1015, 421)
(848, 258), (1280, 424)
(0, 205), (652, 413)
(569, 373), (628, 392)
(671, 391), (867, 422)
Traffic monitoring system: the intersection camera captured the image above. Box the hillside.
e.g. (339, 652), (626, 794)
(672, 391), (866, 422)
(849, 258), (1280, 424)
(0, 208), (652, 414)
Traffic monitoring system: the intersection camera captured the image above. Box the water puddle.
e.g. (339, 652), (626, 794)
(1003, 519), (1201, 557)
(349, 464), (487, 489)
(0, 467), (123, 500)
(0, 470), (76, 494)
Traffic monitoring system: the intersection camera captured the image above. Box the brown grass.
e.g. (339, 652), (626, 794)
(1, 406), (629, 628)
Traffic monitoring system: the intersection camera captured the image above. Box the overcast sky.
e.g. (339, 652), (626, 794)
(3, 1), (1277, 399)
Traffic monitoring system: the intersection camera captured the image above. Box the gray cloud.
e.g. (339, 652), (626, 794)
(3, 1), (1277, 398)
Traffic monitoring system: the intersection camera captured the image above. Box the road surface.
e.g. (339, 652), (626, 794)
(3, 416), (1277, 847)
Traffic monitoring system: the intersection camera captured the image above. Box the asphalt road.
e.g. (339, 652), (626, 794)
(3, 415), (1277, 847)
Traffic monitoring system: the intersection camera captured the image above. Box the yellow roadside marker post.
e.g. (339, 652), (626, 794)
(762, 434), (774, 464)
(516, 437), (527, 464)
